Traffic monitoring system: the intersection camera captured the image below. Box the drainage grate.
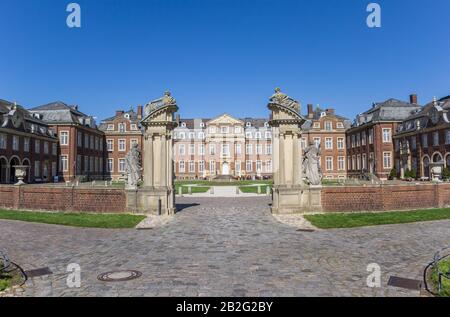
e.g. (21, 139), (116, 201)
(25, 267), (53, 278)
(297, 229), (315, 233)
(97, 270), (142, 282)
(387, 276), (422, 291)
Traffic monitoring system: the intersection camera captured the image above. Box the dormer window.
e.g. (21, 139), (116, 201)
(324, 121), (332, 131)
(200, 122), (205, 128)
(337, 122), (344, 129)
(130, 124), (137, 130)
(118, 123), (126, 133)
(246, 122), (251, 127)
(321, 112), (327, 118)
(209, 126), (216, 134)
(107, 124), (114, 131)
(124, 113), (130, 119)
(264, 122), (269, 128)
(313, 122), (320, 129)
(181, 122), (186, 128)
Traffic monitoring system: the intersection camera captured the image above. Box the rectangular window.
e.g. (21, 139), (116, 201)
(34, 161), (40, 177)
(52, 143), (57, 156)
(235, 161), (241, 172)
(0, 134), (7, 149)
(60, 131), (69, 146)
(118, 159), (125, 173)
(256, 144), (262, 155)
(84, 156), (88, 173)
(411, 137), (417, 150)
(107, 140), (114, 151)
(12, 136), (19, 151)
(338, 157), (345, 171)
(221, 144), (230, 156)
(198, 144), (205, 155)
(209, 144), (216, 155)
(235, 144), (241, 155)
(118, 123), (126, 133)
(446, 131), (450, 145)
(325, 138), (333, 150)
(76, 155), (82, 174)
(60, 155), (68, 172)
(265, 131), (272, 139)
(246, 160), (252, 172)
(301, 138), (306, 150)
(118, 139), (126, 152)
(220, 126), (229, 134)
(44, 142), (49, 154)
(255, 132), (262, 139)
(179, 144), (185, 155)
(383, 152), (392, 169)
(107, 124), (114, 131)
(90, 157), (94, 172)
(35, 140), (40, 154)
(352, 155), (356, 170)
(77, 132), (82, 147)
(246, 144), (253, 155)
(84, 134), (89, 149)
(90, 135), (94, 150)
(356, 154), (361, 170)
(179, 161), (185, 173)
(325, 121), (332, 131)
(314, 138), (321, 147)
(234, 126), (241, 134)
(199, 160), (205, 173)
(99, 158), (103, 173)
(362, 153), (367, 170)
(265, 144), (272, 155)
(245, 132), (252, 139)
(24, 138), (30, 152)
(256, 160), (262, 172)
(422, 134), (428, 148)
(108, 159), (113, 172)
(130, 139), (138, 147)
(361, 131), (366, 146)
(189, 161), (195, 173)
(189, 132), (195, 139)
(209, 126), (216, 134)
(433, 132), (439, 146)
(368, 129), (374, 144)
(337, 138), (344, 150)
(130, 124), (138, 131)
(266, 160), (272, 173)
(326, 157), (333, 171)
(209, 160), (215, 173)
(356, 134), (361, 147)
(189, 144), (195, 155)
(382, 128), (392, 143)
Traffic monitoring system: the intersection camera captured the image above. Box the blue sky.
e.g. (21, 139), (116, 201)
(0, 0), (449, 121)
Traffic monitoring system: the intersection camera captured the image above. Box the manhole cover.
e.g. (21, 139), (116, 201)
(97, 270), (142, 282)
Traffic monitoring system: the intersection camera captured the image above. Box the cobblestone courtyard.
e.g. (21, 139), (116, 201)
(1, 197), (449, 297)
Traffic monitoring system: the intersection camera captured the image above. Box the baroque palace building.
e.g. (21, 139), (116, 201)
(99, 106), (144, 180)
(301, 104), (351, 180)
(394, 95), (450, 179)
(30, 102), (106, 182)
(346, 95), (422, 180)
(173, 114), (273, 180)
(0, 99), (58, 184)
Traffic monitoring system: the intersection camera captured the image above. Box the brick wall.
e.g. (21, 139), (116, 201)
(0, 185), (126, 213)
(322, 183), (450, 212)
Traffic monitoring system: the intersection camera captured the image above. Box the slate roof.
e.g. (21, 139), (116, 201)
(301, 107), (352, 131)
(30, 101), (98, 128)
(176, 117), (269, 130)
(352, 98), (421, 128)
(98, 109), (142, 131)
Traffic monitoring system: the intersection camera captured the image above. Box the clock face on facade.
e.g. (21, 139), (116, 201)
(430, 106), (440, 125)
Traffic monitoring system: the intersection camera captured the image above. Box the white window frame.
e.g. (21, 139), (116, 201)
(60, 131), (69, 146)
(118, 139), (126, 152)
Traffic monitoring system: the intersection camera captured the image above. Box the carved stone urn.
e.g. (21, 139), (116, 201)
(13, 165), (28, 186)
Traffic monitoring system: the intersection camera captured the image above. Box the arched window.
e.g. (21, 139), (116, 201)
(423, 157), (430, 178)
(432, 152), (443, 163)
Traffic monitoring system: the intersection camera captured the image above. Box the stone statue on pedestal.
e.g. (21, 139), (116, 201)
(303, 141), (323, 186)
(269, 88), (300, 113)
(125, 143), (142, 189)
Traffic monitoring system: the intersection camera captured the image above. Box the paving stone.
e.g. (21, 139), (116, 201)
(1, 197), (449, 297)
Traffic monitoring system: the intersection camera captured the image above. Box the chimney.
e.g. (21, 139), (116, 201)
(115, 110), (124, 117)
(176, 114), (180, 125)
(137, 105), (143, 119)
(326, 108), (335, 115)
(307, 104), (314, 119)
(409, 94), (418, 104)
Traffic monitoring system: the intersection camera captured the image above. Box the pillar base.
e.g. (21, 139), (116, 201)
(126, 187), (176, 215)
(271, 185), (322, 214)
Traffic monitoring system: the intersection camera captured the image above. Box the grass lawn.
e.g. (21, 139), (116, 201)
(175, 180), (272, 187)
(304, 208), (450, 229)
(431, 257), (450, 297)
(239, 185), (271, 194)
(175, 184), (210, 194)
(0, 209), (146, 229)
(0, 266), (23, 292)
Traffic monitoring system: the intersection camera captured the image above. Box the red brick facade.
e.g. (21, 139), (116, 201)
(321, 183), (450, 212)
(0, 185), (126, 213)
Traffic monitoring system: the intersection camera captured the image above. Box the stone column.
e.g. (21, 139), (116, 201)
(127, 92), (178, 215)
(267, 88), (322, 214)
